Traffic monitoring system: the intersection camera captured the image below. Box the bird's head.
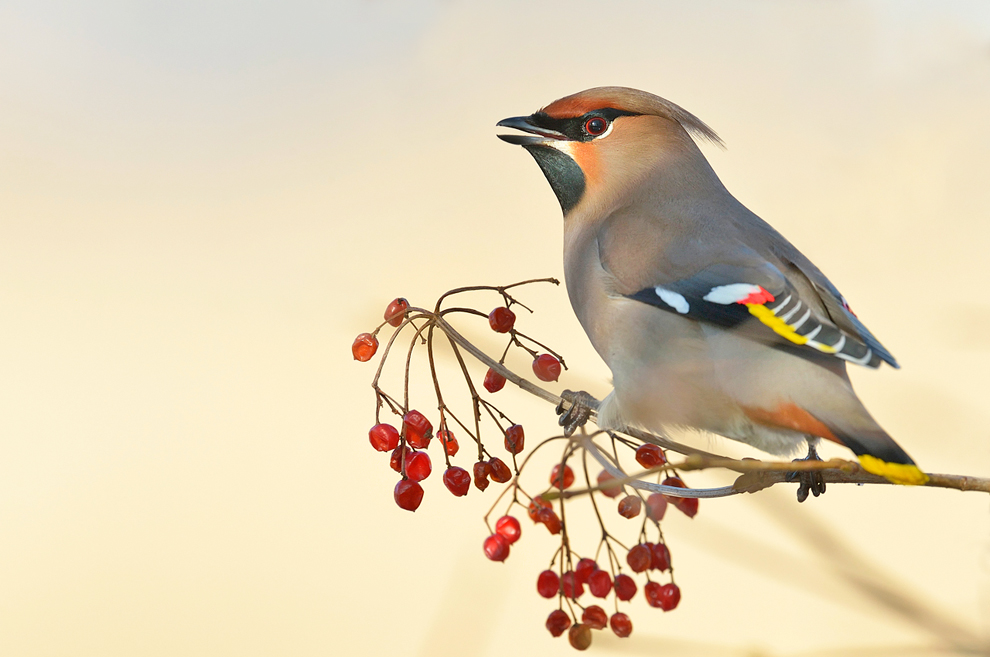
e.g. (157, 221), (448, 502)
(497, 87), (723, 217)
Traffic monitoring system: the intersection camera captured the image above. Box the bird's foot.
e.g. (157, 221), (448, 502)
(556, 390), (596, 436)
(788, 444), (827, 503)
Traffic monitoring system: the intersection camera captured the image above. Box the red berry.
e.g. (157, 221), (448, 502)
(473, 461), (491, 492)
(483, 533), (510, 562)
(560, 571), (584, 599)
(394, 480), (423, 511)
(614, 574), (637, 601)
(626, 544), (651, 573)
(488, 307), (516, 333)
(437, 429), (458, 456)
(550, 463), (575, 490)
(635, 444), (666, 468)
(581, 605), (608, 630)
(588, 570), (612, 598)
(617, 495), (642, 519)
(442, 466), (470, 497)
(609, 612), (633, 638)
(658, 583), (681, 611)
(402, 410), (433, 449)
(645, 493), (668, 521)
(390, 445), (412, 473)
(352, 333), (378, 362)
(504, 424), (525, 454)
(488, 457), (512, 483)
(568, 624), (592, 650)
(368, 423), (400, 452)
(575, 558), (597, 584)
(651, 543), (671, 572)
(404, 451), (431, 482)
(663, 477), (699, 518)
(596, 470), (623, 498)
(536, 507), (561, 535)
(546, 609), (571, 638)
(644, 581), (663, 608)
(537, 569), (560, 598)
(495, 515), (521, 544)
(527, 495), (551, 522)
(532, 353), (562, 382)
(483, 368), (507, 393)
(384, 297), (409, 327)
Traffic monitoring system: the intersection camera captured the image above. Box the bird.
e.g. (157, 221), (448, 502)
(496, 86), (927, 500)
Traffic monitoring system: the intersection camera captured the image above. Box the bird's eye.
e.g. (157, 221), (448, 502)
(584, 117), (608, 136)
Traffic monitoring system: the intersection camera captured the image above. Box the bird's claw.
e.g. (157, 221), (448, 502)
(556, 390), (596, 436)
(788, 444), (827, 503)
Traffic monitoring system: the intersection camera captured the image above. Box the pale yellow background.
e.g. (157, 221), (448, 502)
(2, 2), (990, 656)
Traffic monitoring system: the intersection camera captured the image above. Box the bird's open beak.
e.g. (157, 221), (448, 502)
(496, 115), (567, 145)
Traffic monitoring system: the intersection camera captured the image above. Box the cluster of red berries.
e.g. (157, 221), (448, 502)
(354, 291), (694, 651)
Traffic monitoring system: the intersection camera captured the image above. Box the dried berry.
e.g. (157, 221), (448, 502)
(610, 612), (633, 638)
(483, 533), (510, 562)
(352, 333), (378, 362)
(402, 410), (433, 449)
(644, 581), (664, 608)
(473, 461), (491, 492)
(614, 574), (637, 601)
(588, 570), (612, 598)
(651, 543), (671, 572)
(663, 476), (699, 518)
(574, 558), (597, 584)
(596, 470), (623, 499)
(537, 569), (560, 598)
(536, 507), (561, 535)
(645, 493), (668, 521)
(504, 424), (525, 454)
(626, 544), (652, 573)
(617, 495), (642, 519)
(527, 495), (551, 522)
(550, 463), (574, 490)
(635, 443), (666, 468)
(658, 583), (681, 611)
(393, 480), (423, 511)
(437, 429), (459, 456)
(483, 368), (507, 393)
(581, 605), (608, 630)
(384, 298), (409, 327)
(389, 445), (412, 473)
(442, 466), (470, 497)
(532, 353), (562, 382)
(488, 307), (516, 333)
(368, 423), (400, 452)
(546, 609), (571, 637)
(568, 623), (592, 650)
(404, 450), (431, 482)
(495, 515), (521, 544)
(488, 457), (512, 483)
(560, 571), (584, 599)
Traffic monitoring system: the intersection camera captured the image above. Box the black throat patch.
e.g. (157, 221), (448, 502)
(522, 144), (586, 215)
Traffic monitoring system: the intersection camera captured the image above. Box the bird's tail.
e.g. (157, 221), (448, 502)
(825, 424), (929, 486)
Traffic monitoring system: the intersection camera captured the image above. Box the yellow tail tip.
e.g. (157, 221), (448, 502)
(858, 455), (930, 486)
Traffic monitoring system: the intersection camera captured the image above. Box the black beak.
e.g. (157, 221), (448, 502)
(496, 115), (567, 145)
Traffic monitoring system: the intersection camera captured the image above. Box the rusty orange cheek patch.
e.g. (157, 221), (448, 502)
(741, 403), (839, 443)
(570, 142), (600, 186)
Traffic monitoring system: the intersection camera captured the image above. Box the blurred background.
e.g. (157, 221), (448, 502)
(2, 1), (990, 655)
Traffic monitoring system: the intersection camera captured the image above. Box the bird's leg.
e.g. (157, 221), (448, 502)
(556, 390), (596, 437)
(788, 441), (827, 503)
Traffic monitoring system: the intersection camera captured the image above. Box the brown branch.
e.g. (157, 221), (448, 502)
(428, 306), (990, 497)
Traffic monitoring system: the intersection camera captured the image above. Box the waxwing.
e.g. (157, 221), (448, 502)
(497, 86), (927, 497)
